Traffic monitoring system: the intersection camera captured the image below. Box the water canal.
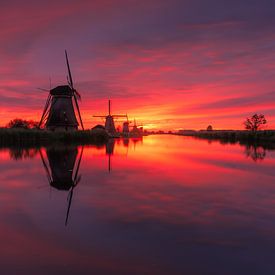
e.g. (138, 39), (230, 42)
(0, 135), (274, 274)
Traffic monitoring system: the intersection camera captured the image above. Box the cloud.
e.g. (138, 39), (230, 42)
(198, 91), (275, 111)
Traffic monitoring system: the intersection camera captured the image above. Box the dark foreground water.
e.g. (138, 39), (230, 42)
(0, 135), (274, 275)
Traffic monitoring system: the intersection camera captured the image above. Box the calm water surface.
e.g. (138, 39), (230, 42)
(0, 135), (275, 274)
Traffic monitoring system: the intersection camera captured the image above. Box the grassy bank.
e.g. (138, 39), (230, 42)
(0, 128), (109, 147)
(177, 130), (275, 149)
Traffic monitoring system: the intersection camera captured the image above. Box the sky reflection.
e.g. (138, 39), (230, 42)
(0, 135), (274, 274)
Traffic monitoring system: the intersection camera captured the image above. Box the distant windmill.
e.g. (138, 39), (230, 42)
(122, 115), (130, 135)
(38, 50), (84, 131)
(93, 99), (127, 135)
(130, 119), (143, 136)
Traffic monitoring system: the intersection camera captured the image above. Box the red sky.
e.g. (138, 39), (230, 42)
(1, 0), (275, 130)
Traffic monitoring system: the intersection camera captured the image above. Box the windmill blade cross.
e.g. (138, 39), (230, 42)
(73, 94), (84, 130)
(65, 50), (84, 130)
(65, 50), (74, 88)
(65, 146), (84, 226)
(37, 88), (50, 92)
(73, 146), (84, 183)
(65, 188), (74, 226)
(112, 114), (128, 118)
(39, 149), (52, 184)
(74, 89), (81, 101)
(39, 94), (52, 128)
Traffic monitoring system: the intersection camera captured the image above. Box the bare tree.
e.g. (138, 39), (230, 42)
(244, 114), (267, 132)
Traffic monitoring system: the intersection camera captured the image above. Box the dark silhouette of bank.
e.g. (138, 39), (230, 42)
(0, 128), (108, 147)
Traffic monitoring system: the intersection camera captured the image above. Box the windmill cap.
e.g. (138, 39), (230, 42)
(50, 85), (73, 96)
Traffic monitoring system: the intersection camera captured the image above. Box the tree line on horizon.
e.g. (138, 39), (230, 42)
(4, 113), (268, 132)
(204, 113), (267, 132)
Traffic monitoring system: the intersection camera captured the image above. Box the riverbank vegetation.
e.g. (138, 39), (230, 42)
(177, 130), (275, 149)
(177, 113), (275, 147)
(0, 128), (109, 147)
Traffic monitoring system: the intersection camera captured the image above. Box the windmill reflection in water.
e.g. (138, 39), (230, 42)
(39, 145), (83, 225)
(105, 137), (143, 172)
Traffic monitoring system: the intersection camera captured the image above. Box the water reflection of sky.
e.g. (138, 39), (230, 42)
(0, 135), (275, 274)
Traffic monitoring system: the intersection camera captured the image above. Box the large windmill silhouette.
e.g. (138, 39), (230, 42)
(39, 51), (84, 131)
(93, 100), (127, 135)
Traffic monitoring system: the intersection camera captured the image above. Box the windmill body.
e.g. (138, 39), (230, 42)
(46, 85), (79, 131)
(122, 121), (130, 134)
(105, 115), (116, 134)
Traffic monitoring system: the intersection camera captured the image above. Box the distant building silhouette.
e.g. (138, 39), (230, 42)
(207, 125), (213, 131)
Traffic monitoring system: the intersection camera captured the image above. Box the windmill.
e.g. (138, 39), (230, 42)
(38, 50), (84, 131)
(93, 99), (127, 135)
(39, 145), (83, 225)
(122, 115), (130, 135)
(129, 119), (144, 136)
